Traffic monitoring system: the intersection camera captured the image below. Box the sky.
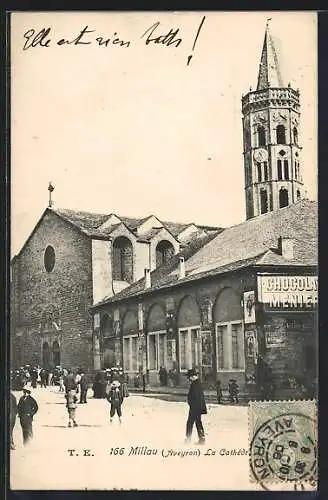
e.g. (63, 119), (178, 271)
(10, 11), (317, 256)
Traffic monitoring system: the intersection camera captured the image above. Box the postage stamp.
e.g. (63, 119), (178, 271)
(249, 400), (317, 490)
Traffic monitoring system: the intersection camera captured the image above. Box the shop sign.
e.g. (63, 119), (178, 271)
(257, 275), (318, 311)
(243, 291), (256, 323)
(265, 330), (285, 348)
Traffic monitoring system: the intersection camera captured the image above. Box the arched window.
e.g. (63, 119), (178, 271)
(263, 162), (268, 181)
(297, 189), (301, 201)
(293, 127), (298, 144)
(112, 236), (133, 282)
(100, 314), (111, 337)
(276, 125), (286, 145)
(156, 240), (175, 268)
(258, 126), (266, 147)
(260, 189), (268, 215)
(277, 160), (282, 180)
(42, 342), (51, 368)
(257, 163), (262, 182)
(52, 341), (60, 367)
(279, 188), (289, 208)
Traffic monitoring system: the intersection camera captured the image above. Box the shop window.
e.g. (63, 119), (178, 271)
(156, 240), (175, 268)
(148, 331), (166, 370)
(123, 335), (138, 372)
(276, 125), (286, 145)
(112, 236), (133, 282)
(179, 327), (200, 371)
(216, 322), (244, 371)
(279, 188), (289, 208)
(258, 126), (266, 147)
(260, 189), (268, 215)
(284, 160), (289, 180)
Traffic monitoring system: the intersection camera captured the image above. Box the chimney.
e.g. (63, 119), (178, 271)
(144, 268), (151, 289)
(179, 256), (185, 279)
(278, 237), (295, 260)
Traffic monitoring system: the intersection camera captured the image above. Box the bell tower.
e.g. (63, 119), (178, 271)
(242, 20), (304, 220)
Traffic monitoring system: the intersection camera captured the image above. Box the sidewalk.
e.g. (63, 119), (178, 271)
(129, 385), (253, 404)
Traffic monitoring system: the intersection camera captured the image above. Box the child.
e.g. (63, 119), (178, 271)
(59, 373), (65, 392)
(65, 390), (78, 427)
(106, 380), (123, 424)
(228, 379), (239, 404)
(216, 379), (223, 404)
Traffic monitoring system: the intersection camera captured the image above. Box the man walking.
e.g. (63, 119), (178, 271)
(185, 368), (207, 444)
(64, 369), (77, 393)
(10, 392), (18, 450)
(17, 388), (38, 445)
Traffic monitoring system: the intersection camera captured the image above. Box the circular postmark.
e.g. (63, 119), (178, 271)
(250, 412), (317, 489)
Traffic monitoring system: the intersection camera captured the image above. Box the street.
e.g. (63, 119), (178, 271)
(10, 386), (257, 490)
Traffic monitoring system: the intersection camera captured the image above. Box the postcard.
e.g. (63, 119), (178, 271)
(9, 11), (318, 491)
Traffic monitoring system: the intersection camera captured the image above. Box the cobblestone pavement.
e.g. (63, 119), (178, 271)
(10, 386), (257, 490)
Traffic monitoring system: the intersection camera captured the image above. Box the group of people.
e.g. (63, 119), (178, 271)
(10, 359), (213, 447)
(215, 379), (240, 404)
(92, 367), (129, 399)
(11, 365), (66, 391)
(64, 367), (129, 427)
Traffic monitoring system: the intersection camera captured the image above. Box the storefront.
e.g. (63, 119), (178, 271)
(256, 273), (318, 397)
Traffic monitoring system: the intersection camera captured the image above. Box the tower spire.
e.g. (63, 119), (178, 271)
(256, 19), (283, 90)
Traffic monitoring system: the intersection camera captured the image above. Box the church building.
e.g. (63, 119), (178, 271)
(10, 204), (221, 371)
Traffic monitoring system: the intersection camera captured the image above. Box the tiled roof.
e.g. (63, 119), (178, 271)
(186, 199), (317, 274)
(52, 208), (223, 240)
(120, 216), (145, 230)
(54, 208), (109, 233)
(161, 221), (191, 237)
(93, 199), (317, 307)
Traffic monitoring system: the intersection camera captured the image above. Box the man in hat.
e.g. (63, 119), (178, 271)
(185, 368), (207, 444)
(17, 388), (38, 445)
(106, 379), (124, 424)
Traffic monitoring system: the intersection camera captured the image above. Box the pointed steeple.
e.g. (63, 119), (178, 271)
(256, 19), (284, 90)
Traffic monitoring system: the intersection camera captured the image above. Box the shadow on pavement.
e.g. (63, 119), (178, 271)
(41, 424), (103, 428)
